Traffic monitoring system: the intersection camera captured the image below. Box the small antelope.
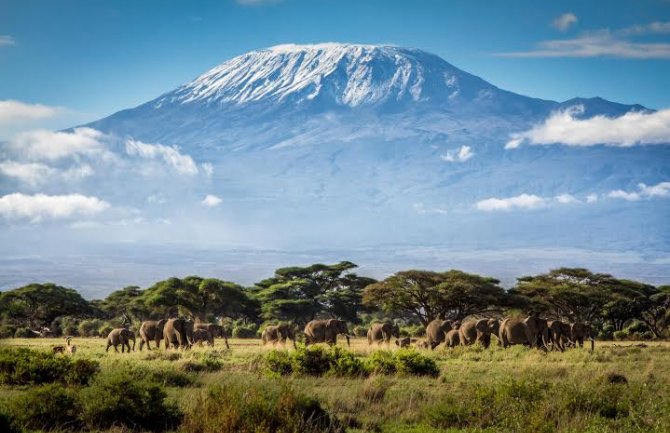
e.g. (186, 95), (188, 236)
(65, 336), (77, 354)
(52, 345), (65, 354)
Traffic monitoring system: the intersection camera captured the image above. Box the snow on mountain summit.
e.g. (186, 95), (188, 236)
(156, 43), (501, 109)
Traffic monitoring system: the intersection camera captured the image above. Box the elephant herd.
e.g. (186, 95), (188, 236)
(103, 315), (592, 354)
(105, 318), (229, 353)
(413, 316), (593, 351)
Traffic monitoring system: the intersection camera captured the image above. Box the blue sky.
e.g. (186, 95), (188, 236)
(1, 0), (670, 129)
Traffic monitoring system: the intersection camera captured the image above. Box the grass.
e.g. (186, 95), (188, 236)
(1, 337), (669, 432)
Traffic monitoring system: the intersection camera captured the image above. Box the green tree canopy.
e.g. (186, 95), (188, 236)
(0, 283), (93, 328)
(363, 269), (507, 326)
(252, 261), (375, 325)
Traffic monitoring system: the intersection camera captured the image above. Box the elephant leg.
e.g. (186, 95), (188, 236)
(140, 339), (146, 351)
(223, 335), (230, 349)
(106, 342), (111, 352)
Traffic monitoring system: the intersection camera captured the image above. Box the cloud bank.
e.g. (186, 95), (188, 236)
(125, 139), (199, 175)
(0, 193), (109, 221)
(8, 127), (107, 160)
(476, 194), (547, 211)
(608, 182), (670, 201)
(506, 106), (670, 148)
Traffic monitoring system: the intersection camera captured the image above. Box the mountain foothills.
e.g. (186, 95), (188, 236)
(1, 263), (669, 341)
(1, 43), (669, 291)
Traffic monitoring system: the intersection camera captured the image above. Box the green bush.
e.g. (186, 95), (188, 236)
(182, 378), (340, 433)
(265, 346), (366, 377)
(365, 350), (398, 375)
(13, 327), (36, 338)
(0, 324), (16, 339)
(0, 347), (99, 385)
(352, 325), (368, 337)
(328, 346), (366, 377)
(77, 319), (104, 337)
(613, 330), (628, 340)
(265, 349), (293, 376)
(79, 370), (181, 431)
(232, 323), (259, 338)
(98, 323), (114, 337)
(394, 349), (439, 377)
(291, 345), (333, 376)
(401, 324), (425, 337)
(0, 409), (20, 433)
(6, 383), (81, 431)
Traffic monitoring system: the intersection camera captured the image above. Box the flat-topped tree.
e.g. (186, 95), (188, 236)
(363, 269), (507, 326)
(252, 261), (375, 325)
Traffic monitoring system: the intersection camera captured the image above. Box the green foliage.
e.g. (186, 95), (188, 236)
(0, 283), (94, 327)
(79, 370), (181, 431)
(232, 322), (259, 338)
(265, 346), (366, 377)
(5, 383), (81, 431)
(363, 269), (507, 325)
(401, 324), (425, 337)
(76, 319), (104, 337)
(365, 350), (439, 377)
(182, 378), (340, 433)
(13, 327), (35, 338)
(252, 261), (375, 324)
(0, 324), (16, 339)
(0, 347), (99, 385)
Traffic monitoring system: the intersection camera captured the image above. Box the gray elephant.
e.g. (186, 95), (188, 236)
(192, 329), (214, 346)
(499, 316), (550, 349)
(395, 337), (412, 348)
(194, 321), (230, 349)
(106, 328), (136, 353)
(547, 320), (570, 351)
(425, 319), (456, 349)
(261, 324), (297, 349)
(138, 319), (167, 351)
(163, 318), (194, 349)
(459, 318), (499, 348)
(445, 329), (461, 347)
(304, 319), (351, 347)
(570, 322), (594, 350)
(367, 322), (400, 345)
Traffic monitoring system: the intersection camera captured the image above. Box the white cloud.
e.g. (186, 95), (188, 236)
(441, 145), (474, 162)
(506, 105), (670, 148)
(552, 13), (578, 32)
(555, 194), (579, 204)
(8, 127), (106, 160)
(201, 194), (222, 207)
(0, 193), (109, 221)
(608, 181), (670, 201)
(586, 193), (599, 203)
(0, 100), (61, 124)
(125, 139), (199, 175)
(0, 160), (93, 185)
(413, 203), (448, 215)
(0, 35), (15, 47)
(498, 22), (670, 59)
(476, 194), (547, 211)
(201, 163), (214, 177)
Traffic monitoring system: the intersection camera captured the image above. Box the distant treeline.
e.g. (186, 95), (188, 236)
(0, 262), (668, 340)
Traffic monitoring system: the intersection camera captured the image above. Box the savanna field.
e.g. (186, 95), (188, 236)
(1, 337), (670, 433)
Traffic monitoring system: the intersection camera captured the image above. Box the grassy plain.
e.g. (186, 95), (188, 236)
(1, 337), (669, 433)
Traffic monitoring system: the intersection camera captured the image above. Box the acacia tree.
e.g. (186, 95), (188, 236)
(0, 283), (93, 328)
(252, 261), (376, 325)
(141, 276), (257, 321)
(96, 286), (149, 323)
(640, 286), (670, 338)
(362, 269), (507, 326)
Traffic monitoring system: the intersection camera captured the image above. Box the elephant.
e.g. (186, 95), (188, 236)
(367, 322), (400, 345)
(139, 319), (167, 351)
(445, 329), (461, 347)
(304, 319), (351, 347)
(194, 321), (230, 349)
(395, 337), (412, 348)
(425, 319), (456, 349)
(163, 318), (194, 350)
(261, 324), (297, 349)
(499, 316), (550, 350)
(106, 328), (136, 353)
(192, 329), (214, 346)
(459, 318), (499, 348)
(547, 320), (570, 351)
(570, 322), (594, 350)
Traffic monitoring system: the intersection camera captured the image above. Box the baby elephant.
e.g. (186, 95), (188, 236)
(106, 328), (136, 353)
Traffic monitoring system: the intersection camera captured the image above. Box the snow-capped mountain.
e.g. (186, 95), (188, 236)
(2, 43), (668, 294)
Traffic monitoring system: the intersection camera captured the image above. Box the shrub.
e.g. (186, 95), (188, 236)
(394, 349), (439, 377)
(265, 349), (293, 376)
(365, 350), (398, 375)
(401, 324), (425, 337)
(13, 327), (36, 338)
(182, 378), (340, 433)
(0, 324), (16, 339)
(77, 319), (104, 337)
(79, 370), (181, 431)
(98, 323), (114, 337)
(0, 347), (99, 385)
(357, 376), (391, 403)
(232, 323), (259, 338)
(265, 346), (365, 377)
(6, 383), (81, 431)
(328, 346), (366, 377)
(0, 410), (19, 433)
(613, 330), (628, 340)
(352, 325), (368, 337)
(291, 345), (332, 376)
